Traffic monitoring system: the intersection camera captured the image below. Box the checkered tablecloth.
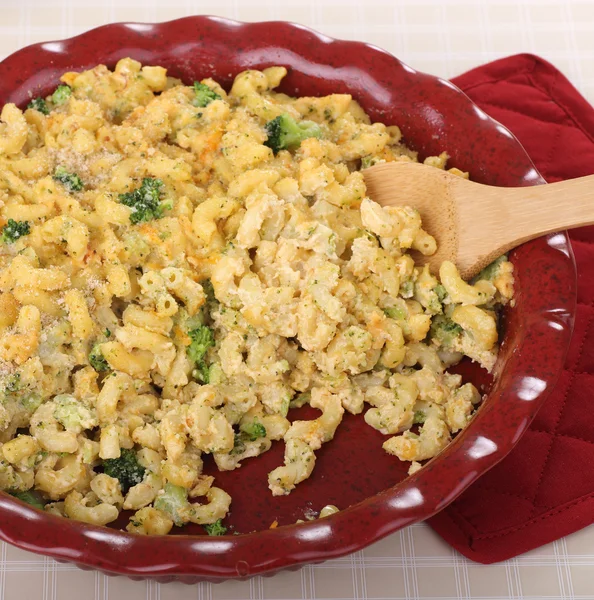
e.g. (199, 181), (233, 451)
(1, 1), (593, 598)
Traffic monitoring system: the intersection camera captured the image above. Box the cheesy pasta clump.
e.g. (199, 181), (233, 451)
(0, 59), (513, 533)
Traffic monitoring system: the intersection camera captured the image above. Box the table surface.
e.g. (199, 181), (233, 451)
(1, 1), (593, 599)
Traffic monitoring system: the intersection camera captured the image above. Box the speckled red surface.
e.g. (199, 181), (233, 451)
(0, 18), (576, 581)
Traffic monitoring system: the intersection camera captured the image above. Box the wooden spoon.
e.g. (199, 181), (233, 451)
(363, 161), (590, 279)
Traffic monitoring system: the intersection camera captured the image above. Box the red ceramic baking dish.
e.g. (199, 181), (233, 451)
(0, 16), (575, 582)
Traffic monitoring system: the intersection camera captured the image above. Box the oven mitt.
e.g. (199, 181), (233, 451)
(427, 54), (594, 563)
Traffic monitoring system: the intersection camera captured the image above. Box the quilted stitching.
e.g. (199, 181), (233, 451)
(528, 300), (594, 516)
(428, 54), (594, 563)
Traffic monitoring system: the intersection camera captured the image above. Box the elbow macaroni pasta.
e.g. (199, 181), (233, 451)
(0, 59), (513, 533)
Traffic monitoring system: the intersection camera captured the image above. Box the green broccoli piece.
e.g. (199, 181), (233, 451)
(9, 489), (45, 510)
(193, 362), (211, 384)
(360, 156), (374, 169)
(424, 284), (447, 315)
(413, 411), (426, 424)
(1, 219), (30, 244)
(425, 292), (444, 315)
(193, 82), (221, 107)
(53, 394), (96, 433)
(102, 448), (146, 494)
(187, 326), (215, 362)
(1, 371), (41, 410)
(119, 178), (169, 224)
(430, 315), (463, 347)
(51, 85), (72, 106)
(88, 344), (109, 372)
(473, 255), (507, 283)
(187, 325), (215, 383)
(240, 420), (267, 441)
(264, 113), (322, 154)
(231, 420), (267, 455)
(19, 394), (42, 412)
(383, 306), (406, 321)
(290, 392), (310, 409)
(27, 97), (49, 115)
(203, 519), (227, 536)
(434, 284), (447, 302)
(153, 482), (189, 526)
(53, 166), (84, 192)
(361, 156), (385, 169)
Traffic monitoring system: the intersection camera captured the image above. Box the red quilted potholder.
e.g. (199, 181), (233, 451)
(428, 54), (594, 564)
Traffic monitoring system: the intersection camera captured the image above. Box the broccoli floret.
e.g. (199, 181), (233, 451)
(1, 371), (41, 411)
(51, 84), (72, 106)
(187, 325), (215, 383)
(413, 410), (426, 424)
(264, 113), (322, 154)
(1, 219), (30, 244)
(203, 519), (227, 536)
(383, 306), (406, 321)
(361, 156), (374, 169)
(430, 315), (463, 347)
(20, 394), (42, 412)
(193, 82), (221, 107)
(88, 344), (109, 372)
(424, 284), (447, 315)
(231, 420), (267, 455)
(53, 394), (97, 433)
(240, 420), (267, 441)
(193, 362), (211, 384)
(53, 166), (84, 192)
(102, 448), (146, 494)
(361, 155), (385, 169)
(9, 489), (45, 510)
(290, 391), (310, 409)
(27, 97), (49, 115)
(473, 255), (507, 283)
(434, 284), (447, 302)
(153, 482), (189, 526)
(187, 325), (215, 362)
(119, 178), (169, 224)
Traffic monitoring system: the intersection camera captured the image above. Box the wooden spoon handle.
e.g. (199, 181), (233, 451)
(456, 173), (594, 275)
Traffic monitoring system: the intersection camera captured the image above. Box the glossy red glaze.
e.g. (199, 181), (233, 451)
(0, 17), (576, 581)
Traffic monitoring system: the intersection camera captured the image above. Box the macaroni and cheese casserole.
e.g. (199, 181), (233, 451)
(0, 59), (513, 535)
